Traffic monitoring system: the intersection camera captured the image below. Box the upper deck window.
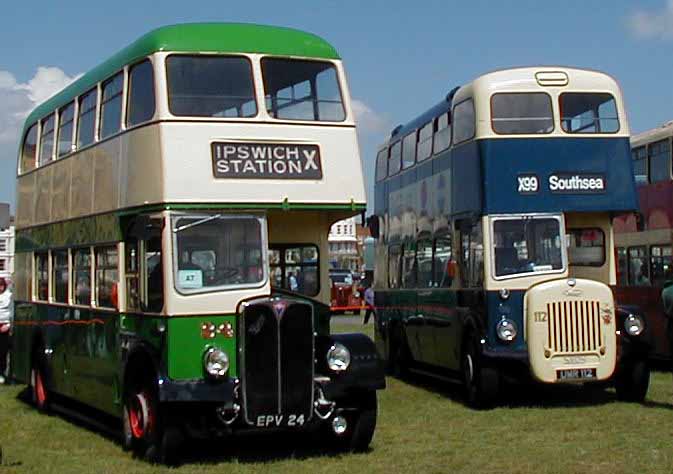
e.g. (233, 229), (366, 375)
(560, 93), (619, 134)
(453, 99), (475, 145)
(402, 132), (416, 169)
(417, 122), (433, 161)
(167, 55), (257, 118)
(20, 123), (38, 173)
(57, 102), (75, 158)
(433, 113), (451, 153)
(127, 60), (155, 127)
(648, 139), (670, 183)
(632, 146), (647, 185)
(388, 141), (402, 175)
(100, 72), (123, 139)
(39, 114), (55, 166)
(491, 93), (553, 134)
(375, 148), (388, 181)
(262, 58), (345, 122)
(77, 88), (98, 148)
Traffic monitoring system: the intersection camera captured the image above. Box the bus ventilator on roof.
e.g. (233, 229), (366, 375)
(535, 71), (569, 87)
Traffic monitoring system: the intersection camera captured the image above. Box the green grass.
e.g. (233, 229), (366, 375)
(1, 321), (673, 473)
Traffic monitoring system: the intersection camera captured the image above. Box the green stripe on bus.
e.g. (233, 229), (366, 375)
(23, 23), (340, 131)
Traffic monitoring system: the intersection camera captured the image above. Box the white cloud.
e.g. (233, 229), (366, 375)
(351, 99), (389, 136)
(628, 0), (673, 39)
(0, 67), (80, 146)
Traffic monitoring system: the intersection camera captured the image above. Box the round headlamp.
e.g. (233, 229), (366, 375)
(326, 343), (351, 372)
(204, 348), (230, 379)
(496, 318), (518, 342)
(625, 314), (645, 336)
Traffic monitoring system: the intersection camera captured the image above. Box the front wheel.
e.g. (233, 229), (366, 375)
(329, 392), (378, 452)
(123, 382), (182, 464)
(462, 337), (499, 409)
(615, 359), (650, 402)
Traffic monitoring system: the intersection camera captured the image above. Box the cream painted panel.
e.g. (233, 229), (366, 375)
(16, 174), (35, 228)
(51, 159), (70, 222)
(70, 150), (94, 218)
(159, 122), (366, 205)
(34, 165), (52, 225)
(93, 140), (120, 214)
(120, 124), (163, 208)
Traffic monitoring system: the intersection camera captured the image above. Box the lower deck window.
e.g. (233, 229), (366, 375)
(95, 246), (118, 308)
(53, 250), (69, 303)
(567, 228), (605, 266)
(628, 246), (649, 286)
(35, 253), (49, 301)
(73, 249), (91, 305)
(269, 245), (319, 296)
(650, 245), (672, 287)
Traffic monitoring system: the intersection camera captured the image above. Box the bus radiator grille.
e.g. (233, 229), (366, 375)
(546, 300), (603, 354)
(241, 299), (314, 425)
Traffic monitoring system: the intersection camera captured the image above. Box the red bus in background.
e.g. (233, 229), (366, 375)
(329, 269), (363, 314)
(614, 122), (673, 360)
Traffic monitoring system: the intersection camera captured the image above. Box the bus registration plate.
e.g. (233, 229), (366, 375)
(255, 414), (306, 428)
(556, 368), (596, 381)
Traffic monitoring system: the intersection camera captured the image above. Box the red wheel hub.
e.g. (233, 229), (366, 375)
(33, 369), (46, 408)
(128, 392), (154, 439)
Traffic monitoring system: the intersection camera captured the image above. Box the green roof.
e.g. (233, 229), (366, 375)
(23, 23), (340, 132)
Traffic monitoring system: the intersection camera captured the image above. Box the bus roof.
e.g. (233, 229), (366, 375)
(24, 23), (340, 130)
(631, 120), (673, 148)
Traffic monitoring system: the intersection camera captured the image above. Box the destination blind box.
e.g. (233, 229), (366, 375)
(211, 142), (323, 179)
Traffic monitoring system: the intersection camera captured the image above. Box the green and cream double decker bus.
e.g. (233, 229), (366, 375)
(10, 23), (384, 462)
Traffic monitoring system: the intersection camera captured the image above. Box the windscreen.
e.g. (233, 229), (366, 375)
(493, 217), (564, 278)
(166, 55), (257, 118)
(173, 215), (265, 293)
(262, 58), (345, 121)
(491, 93), (553, 134)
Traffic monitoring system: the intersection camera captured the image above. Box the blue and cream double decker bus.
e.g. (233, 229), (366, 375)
(10, 23), (384, 462)
(371, 67), (650, 407)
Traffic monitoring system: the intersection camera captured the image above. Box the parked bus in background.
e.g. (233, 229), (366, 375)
(329, 268), (363, 314)
(371, 67), (650, 408)
(10, 23), (384, 463)
(614, 121), (673, 361)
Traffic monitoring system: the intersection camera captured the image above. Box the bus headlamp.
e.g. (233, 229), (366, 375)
(496, 319), (518, 342)
(625, 314), (644, 336)
(204, 348), (229, 379)
(326, 343), (351, 372)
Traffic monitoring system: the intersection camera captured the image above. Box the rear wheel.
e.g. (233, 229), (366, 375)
(30, 350), (50, 413)
(329, 392), (377, 452)
(615, 358), (650, 402)
(462, 336), (499, 409)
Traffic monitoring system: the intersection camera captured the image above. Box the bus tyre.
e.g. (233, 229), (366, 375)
(30, 351), (50, 413)
(331, 392), (377, 452)
(462, 337), (498, 409)
(124, 383), (180, 464)
(615, 359), (650, 403)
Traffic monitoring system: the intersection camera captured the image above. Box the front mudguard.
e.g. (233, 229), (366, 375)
(316, 333), (386, 401)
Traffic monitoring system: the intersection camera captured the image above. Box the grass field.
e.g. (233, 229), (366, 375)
(2, 319), (673, 474)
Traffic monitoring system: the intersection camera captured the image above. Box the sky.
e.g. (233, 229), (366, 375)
(2, 0), (673, 213)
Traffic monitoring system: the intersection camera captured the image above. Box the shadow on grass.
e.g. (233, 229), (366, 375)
(14, 386), (352, 466)
(394, 368), (671, 411)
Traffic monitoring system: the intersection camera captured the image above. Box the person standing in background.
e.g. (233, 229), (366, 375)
(363, 284), (375, 324)
(0, 278), (13, 384)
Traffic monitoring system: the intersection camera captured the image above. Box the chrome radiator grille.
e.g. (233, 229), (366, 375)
(546, 300), (603, 354)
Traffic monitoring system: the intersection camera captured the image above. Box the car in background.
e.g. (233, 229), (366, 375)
(329, 269), (363, 314)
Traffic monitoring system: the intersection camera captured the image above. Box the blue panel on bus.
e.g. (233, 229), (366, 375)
(480, 137), (638, 214)
(486, 290), (527, 353)
(451, 142), (482, 217)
